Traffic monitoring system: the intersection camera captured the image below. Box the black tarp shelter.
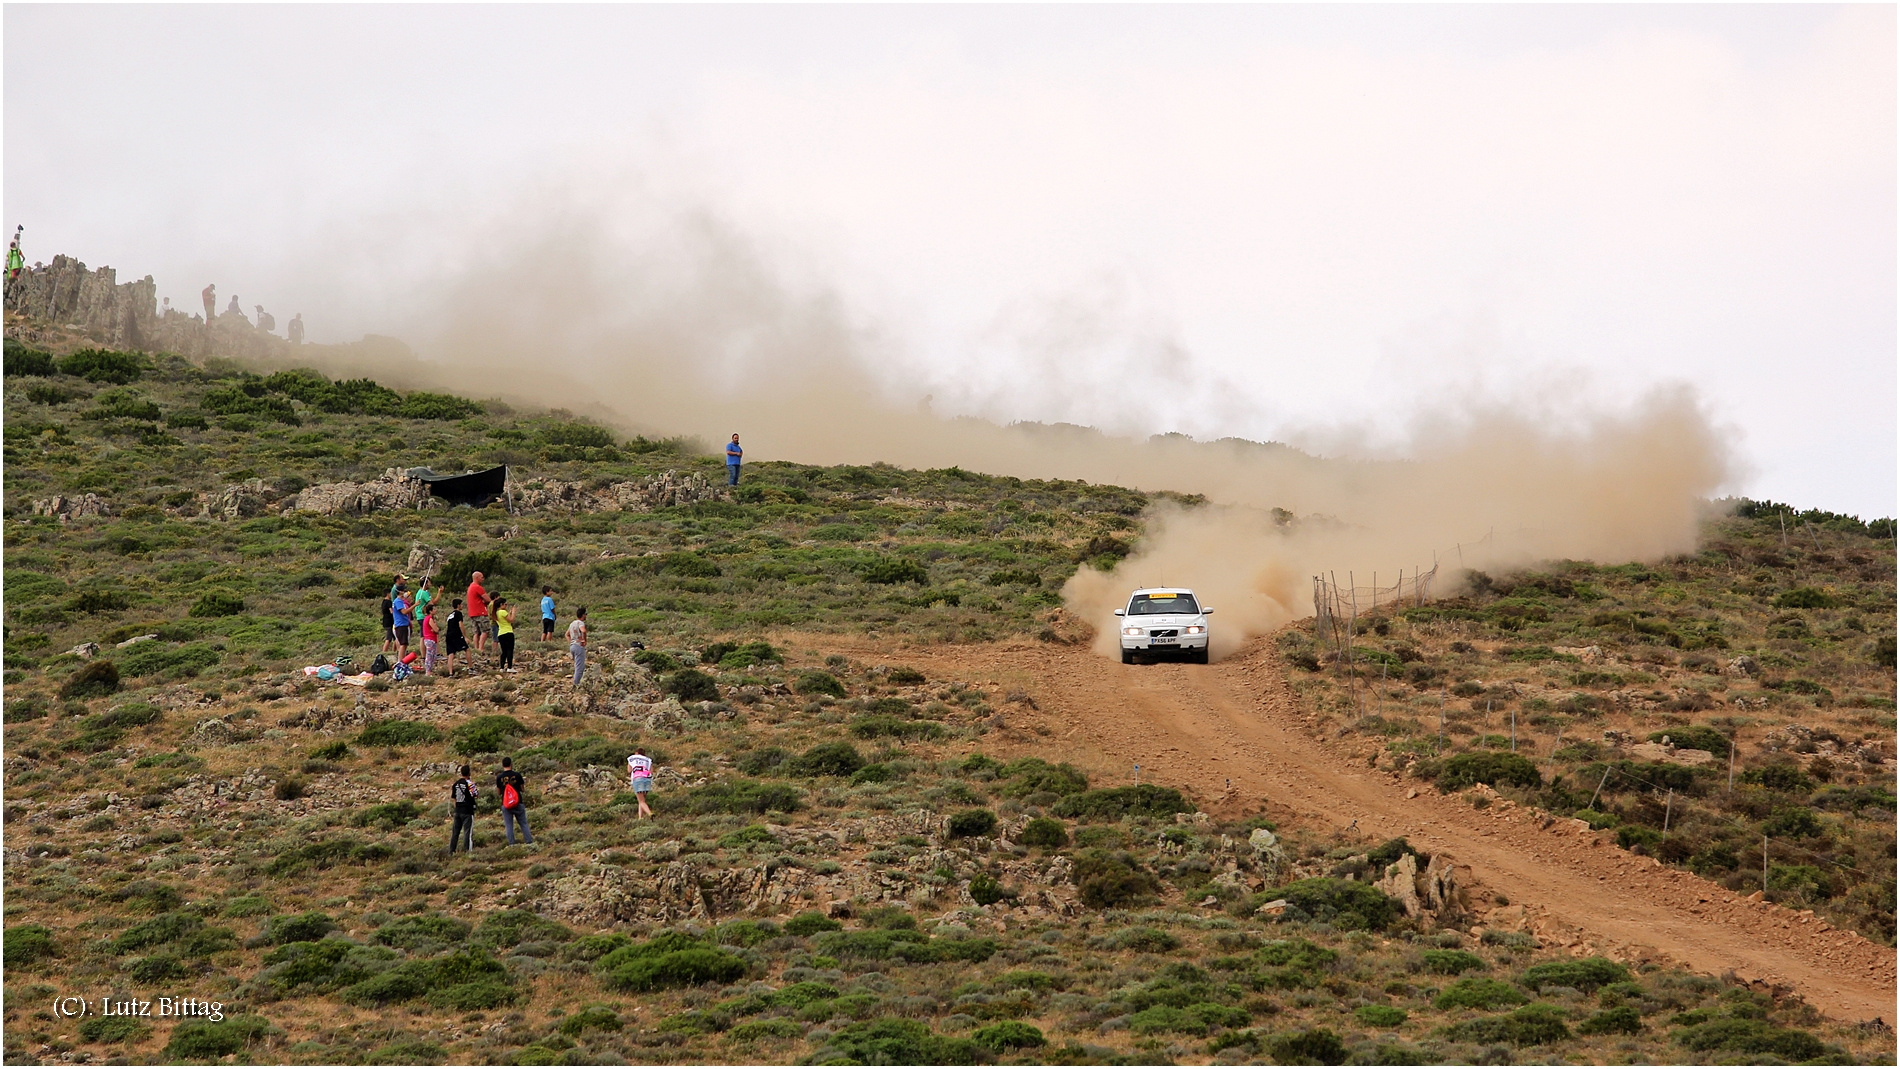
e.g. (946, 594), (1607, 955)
(406, 465), (508, 508)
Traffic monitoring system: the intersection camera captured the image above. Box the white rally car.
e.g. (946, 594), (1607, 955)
(1115, 587), (1213, 664)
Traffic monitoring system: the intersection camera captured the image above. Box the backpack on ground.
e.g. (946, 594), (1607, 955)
(369, 654), (390, 675)
(502, 782), (520, 809)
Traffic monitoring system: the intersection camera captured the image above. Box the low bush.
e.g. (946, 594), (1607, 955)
(1052, 784), (1193, 822)
(78, 1016), (148, 1044)
(1421, 949), (1486, 975)
(1260, 878), (1400, 932)
(1444, 1003), (1571, 1046)
(1671, 1016), (1827, 1060)
(1264, 1028), (1346, 1065)
(353, 800), (423, 830)
(265, 912), (338, 945)
(57, 348), (144, 384)
(794, 670), (847, 698)
(594, 931), (747, 993)
(1355, 1004), (1408, 1027)
(5, 924), (56, 966)
(995, 757), (1089, 797)
(373, 915), (472, 952)
(861, 557), (929, 585)
(969, 873), (1008, 906)
(1437, 751), (1541, 791)
(451, 714), (527, 755)
(59, 660), (121, 699)
(1433, 976), (1530, 1010)
(948, 809), (998, 838)
(662, 668), (719, 702)
(309, 740), (351, 761)
(788, 741), (864, 777)
(119, 642), (222, 679)
(342, 949), (514, 1008)
(1577, 1006), (1644, 1035)
(357, 719), (444, 747)
(1519, 956), (1629, 993)
(264, 838), (393, 877)
(784, 912), (842, 937)
(686, 780), (802, 815)
(1073, 850), (1161, 909)
(974, 1021), (1046, 1051)
(1129, 1002), (1250, 1034)
(849, 714), (946, 740)
(822, 1018), (983, 1065)
(188, 590), (246, 618)
(556, 1006), (623, 1037)
(1019, 817), (1069, 848)
(162, 1015), (275, 1060)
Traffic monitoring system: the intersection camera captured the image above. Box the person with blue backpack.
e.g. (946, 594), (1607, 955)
(495, 757), (532, 846)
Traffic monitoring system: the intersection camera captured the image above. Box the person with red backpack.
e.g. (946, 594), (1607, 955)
(495, 757), (532, 846)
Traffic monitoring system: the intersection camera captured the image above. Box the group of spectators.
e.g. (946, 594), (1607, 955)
(448, 745), (654, 852)
(380, 572), (591, 684)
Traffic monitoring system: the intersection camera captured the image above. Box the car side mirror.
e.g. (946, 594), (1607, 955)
(1203, 608), (1214, 614)
(1112, 609), (1125, 616)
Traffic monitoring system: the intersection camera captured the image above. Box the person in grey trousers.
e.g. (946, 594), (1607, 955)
(567, 606), (588, 685)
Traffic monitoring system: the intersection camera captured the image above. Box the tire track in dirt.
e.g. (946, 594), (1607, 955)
(822, 634), (1896, 1022)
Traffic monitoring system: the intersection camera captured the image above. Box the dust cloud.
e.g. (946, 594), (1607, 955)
(263, 193), (1736, 658)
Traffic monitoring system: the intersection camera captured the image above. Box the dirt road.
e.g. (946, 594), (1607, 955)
(820, 633), (1896, 1023)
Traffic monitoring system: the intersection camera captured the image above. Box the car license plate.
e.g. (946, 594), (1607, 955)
(1150, 638), (1177, 646)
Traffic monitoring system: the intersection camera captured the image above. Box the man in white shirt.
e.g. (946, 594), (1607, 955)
(566, 606), (588, 685)
(627, 748), (654, 818)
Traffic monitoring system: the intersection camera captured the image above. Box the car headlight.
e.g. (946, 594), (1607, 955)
(1122, 627), (1142, 636)
(1185, 625), (1205, 635)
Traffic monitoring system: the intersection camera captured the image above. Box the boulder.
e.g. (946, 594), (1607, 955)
(34, 493), (111, 523)
(1375, 853), (1423, 916)
(67, 642), (101, 660)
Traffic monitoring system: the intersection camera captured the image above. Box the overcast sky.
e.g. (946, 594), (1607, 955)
(6, 4), (1894, 517)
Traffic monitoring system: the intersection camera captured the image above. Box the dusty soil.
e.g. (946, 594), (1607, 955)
(804, 632), (1898, 1024)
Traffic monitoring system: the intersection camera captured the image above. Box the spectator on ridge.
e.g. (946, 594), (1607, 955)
(391, 583), (412, 654)
(414, 577), (434, 619)
(442, 597), (467, 676)
(420, 601), (440, 675)
(725, 433), (743, 486)
(540, 586), (556, 643)
(288, 313), (304, 344)
(379, 591), (396, 654)
(202, 283), (216, 321)
(627, 747), (654, 819)
(494, 595), (517, 673)
(567, 606), (588, 686)
(467, 571), (491, 659)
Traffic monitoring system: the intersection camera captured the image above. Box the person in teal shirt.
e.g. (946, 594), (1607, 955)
(540, 586), (556, 642)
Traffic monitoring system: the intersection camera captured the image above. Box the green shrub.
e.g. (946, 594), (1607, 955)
(59, 659), (121, 699)
(111, 912), (202, 952)
(1108, 926), (1180, 953)
(861, 557), (930, 585)
(657, 552), (721, 577)
(5, 924), (56, 966)
(222, 896), (272, 918)
(1019, 817), (1070, 848)
(888, 666), (926, 685)
(632, 649), (682, 673)
(556, 1005), (624, 1036)
(970, 1020), (1044, 1051)
(1445, 1003), (1570, 1046)
(686, 780), (802, 815)
(1646, 725), (1731, 754)
(1672, 1016), (1827, 1060)
(1355, 1004), (1408, 1027)
(717, 824), (778, 849)
(1260, 878), (1400, 932)
(398, 391), (483, 420)
(128, 954), (188, 982)
(728, 1018), (803, 1042)
(439, 550), (539, 592)
(79, 1016), (149, 1044)
(823, 1018), (983, 1065)
(5, 342), (55, 376)
(309, 740), (351, 761)
(1073, 850), (1161, 909)
(119, 642), (222, 678)
(789, 741), (864, 777)
(1421, 949), (1486, 975)
(374, 915), (472, 952)
(996, 757), (1089, 797)
(848, 714), (946, 740)
(451, 714), (527, 755)
(1573, 808), (1619, 830)
(264, 838), (393, 876)
(709, 640), (781, 668)
(1433, 976), (1530, 1010)
(969, 873), (1008, 906)
(56, 348), (144, 384)
(1051, 784), (1193, 822)
(342, 949), (514, 1008)
(162, 1015), (275, 1059)
(1773, 587), (1838, 609)
(472, 909), (572, 949)
(357, 719), (444, 747)
(794, 670), (846, 698)
(595, 931), (747, 992)
(784, 912), (842, 937)
(367, 1040), (449, 1064)
(1264, 1028), (1345, 1065)
(265, 912), (338, 945)
(948, 809), (998, 838)
(188, 590), (245, 618)
(1437, 751), (1541, 791)
(1519, 956), (1629, 993)
(353, 800), (423, 830)
(662, 668), (719, 702)
(1577, 1006), (1644, 1035)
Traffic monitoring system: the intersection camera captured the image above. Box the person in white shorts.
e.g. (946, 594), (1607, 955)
(627, 747), (654, 818)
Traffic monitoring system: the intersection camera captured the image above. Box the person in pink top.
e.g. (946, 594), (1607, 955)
(420, 602), (441, 674)
(466, 572), (491, 657)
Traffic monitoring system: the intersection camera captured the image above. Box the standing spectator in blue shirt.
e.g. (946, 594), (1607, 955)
(540, 586), (556, 643)
(725, 434), (743, 486)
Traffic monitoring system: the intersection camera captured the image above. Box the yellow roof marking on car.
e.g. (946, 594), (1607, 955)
(1146, 593), (1177, 598)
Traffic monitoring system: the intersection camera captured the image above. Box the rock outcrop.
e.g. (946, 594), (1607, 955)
(513, 470), (729, 514)
(286, 470), (433, 517)
(32, 493), (111, 523)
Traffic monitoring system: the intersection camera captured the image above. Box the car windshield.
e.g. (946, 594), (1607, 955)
(1128, 593), (1200, 615)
